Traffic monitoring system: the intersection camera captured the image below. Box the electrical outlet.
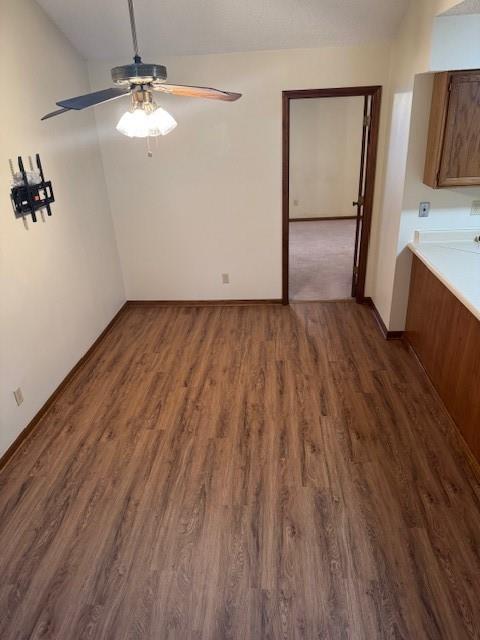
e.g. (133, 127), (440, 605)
(13, 387), (24, 406)
(222, 273), (230, 284)
(419, 202), (430, 218)
(470, 201), (480, 216)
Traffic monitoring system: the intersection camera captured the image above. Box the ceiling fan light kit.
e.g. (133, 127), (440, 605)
(116, 90), (177, 138)
(42, 0), (241, 152)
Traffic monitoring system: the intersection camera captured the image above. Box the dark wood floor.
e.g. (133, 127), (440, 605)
(0, 302), (479, 639)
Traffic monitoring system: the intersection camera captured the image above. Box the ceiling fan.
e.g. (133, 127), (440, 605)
(42, 0), (242, 140)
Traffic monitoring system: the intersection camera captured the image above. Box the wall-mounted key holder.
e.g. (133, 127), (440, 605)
(9, 154), (54, 223)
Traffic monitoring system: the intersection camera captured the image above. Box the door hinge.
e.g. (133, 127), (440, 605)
(363, 115), (371, 127)
(353, 196), (365, 207)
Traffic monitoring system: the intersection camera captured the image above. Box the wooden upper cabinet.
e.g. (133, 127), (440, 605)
(424, 70), (480, 188)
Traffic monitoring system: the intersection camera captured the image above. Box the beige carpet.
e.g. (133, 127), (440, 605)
(289, 219), (356, 301)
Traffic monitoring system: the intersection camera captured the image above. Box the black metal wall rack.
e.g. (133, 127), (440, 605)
(10, 154), (54, 222)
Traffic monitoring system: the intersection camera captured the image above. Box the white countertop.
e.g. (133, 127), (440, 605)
(408, 229), (480, 322)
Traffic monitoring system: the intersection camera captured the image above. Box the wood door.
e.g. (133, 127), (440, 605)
(282, 86), (382, 304)
(351, 96), (371, 298)
(439, 71), (480, 187)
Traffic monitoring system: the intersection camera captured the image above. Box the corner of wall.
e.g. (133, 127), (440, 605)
(86, 61), (127, 301)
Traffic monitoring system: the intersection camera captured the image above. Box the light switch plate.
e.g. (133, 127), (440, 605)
(419, 202), (430, 218)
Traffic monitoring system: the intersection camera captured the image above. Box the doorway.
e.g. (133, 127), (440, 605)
(282, 86), (382, 304)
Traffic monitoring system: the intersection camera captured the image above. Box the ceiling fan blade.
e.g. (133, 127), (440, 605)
(153, 84), (241, 101)
(41, 107), (72, 121)
(56, 87), (131, 111)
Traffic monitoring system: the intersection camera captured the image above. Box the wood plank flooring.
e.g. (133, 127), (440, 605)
(0, 302), (479, 639)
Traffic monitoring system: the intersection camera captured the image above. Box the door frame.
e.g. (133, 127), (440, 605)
(282, 85), (382, 304)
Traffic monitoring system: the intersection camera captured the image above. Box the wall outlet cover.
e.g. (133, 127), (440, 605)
(470, 201), (480, 216)
(222, 273), (230, 284)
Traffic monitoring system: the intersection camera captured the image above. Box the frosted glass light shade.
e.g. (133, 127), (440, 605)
(147, 107), (178, 136)
(116, 106), (177, 138)
(116, 109), (150, 138)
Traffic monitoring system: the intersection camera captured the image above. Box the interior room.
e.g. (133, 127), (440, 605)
(1, 0), (480, 637)
(289, 95), (364, 300)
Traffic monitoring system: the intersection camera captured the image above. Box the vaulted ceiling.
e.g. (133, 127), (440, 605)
(441, 0), (480, 14)
(36, 0), (410, 60)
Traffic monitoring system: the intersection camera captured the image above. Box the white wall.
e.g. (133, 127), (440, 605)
(89, 43), (391, 301)
(369, 0), (440, 330)
(370, 0), (480, 330)
(289, 97), (364, 219)
(431, 14), (480, 71)
(390, 73), (480, 328)
(0, 0), (125, 457)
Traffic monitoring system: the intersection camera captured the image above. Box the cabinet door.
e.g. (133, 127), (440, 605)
(439, 71), (480, 187)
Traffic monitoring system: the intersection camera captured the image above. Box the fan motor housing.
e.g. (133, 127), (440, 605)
(111, 63), (167, 86)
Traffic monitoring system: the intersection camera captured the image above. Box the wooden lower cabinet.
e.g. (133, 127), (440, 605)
(406, 255), (480, 463)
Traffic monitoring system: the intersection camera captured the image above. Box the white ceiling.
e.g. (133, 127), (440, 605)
(441, 0), (480, 14)
(36, 0), (409, 61)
